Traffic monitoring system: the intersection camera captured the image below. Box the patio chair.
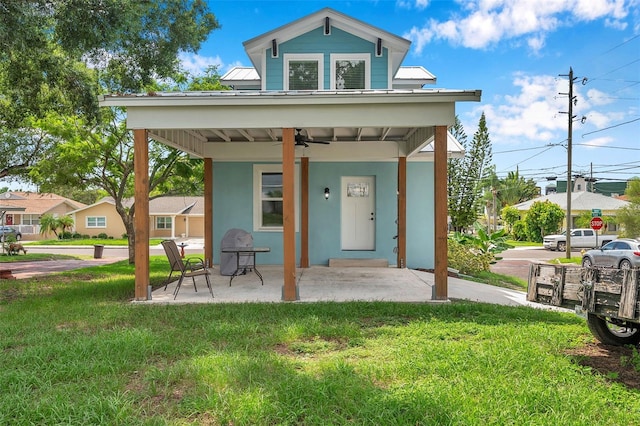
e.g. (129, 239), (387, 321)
(161, 240), (213, 299)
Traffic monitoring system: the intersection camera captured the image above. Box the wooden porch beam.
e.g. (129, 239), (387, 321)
(204, 158), (213, 267)
(300, 156), (309, 268)
(282, 128), (298, 300)
(434, 125), (448, 300)
(397, 156), (407, 268)
(133, 129), (149, 301)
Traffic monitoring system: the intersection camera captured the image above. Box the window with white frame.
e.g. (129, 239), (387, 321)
(86, 216), (106, 228)
(330, 54), (370, 90)
(156, 216), (172, 229)
(284, 54), (323, 90)
(253, 164), (299, 232)
(22, 214), (40, 225)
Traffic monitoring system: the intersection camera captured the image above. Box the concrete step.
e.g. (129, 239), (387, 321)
(328, 258), (389, 268)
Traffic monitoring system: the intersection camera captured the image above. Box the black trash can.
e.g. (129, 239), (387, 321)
(93, 244), (105, 259)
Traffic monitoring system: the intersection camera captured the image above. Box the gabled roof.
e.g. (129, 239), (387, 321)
(0, 192), (86, 215)
(512, 191), (630, 212)
(71, 196), (204, 216)
(243, 7), (411, 77)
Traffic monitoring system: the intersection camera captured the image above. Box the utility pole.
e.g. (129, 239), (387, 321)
(559, 67), (577, 259)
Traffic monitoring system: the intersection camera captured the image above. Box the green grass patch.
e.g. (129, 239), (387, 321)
(549, 256), (582, 265)
(25, 238), (164, 246)
(0, 259), (637, 425)
(0, 252), (83, 263)
(506, 240), (544, 247)
(466, 270), (528, 290)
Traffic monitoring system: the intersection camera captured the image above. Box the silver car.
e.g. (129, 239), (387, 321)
(581, 238), (640, 269)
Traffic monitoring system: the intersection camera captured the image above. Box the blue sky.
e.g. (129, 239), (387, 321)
(180, 0), (640, 190)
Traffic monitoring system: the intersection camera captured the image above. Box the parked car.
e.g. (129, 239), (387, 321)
(581, 238), (640, 269)
(543, 228), (616, 251)
(0, 226), (22, 242)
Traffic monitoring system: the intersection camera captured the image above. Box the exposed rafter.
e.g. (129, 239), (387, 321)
(210, 129), (231, 142)
(238, 129), (255, 142)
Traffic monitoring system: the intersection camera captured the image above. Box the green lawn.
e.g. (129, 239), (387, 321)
(1, 259), (638, 425)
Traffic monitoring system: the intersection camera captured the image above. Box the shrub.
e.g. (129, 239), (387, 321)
(511, 220), (528, 241)
(447, 238), (494, 275)
(97, 233), (108, 239)
(61, 231), (73, 239)
(122, 233), (129, 239)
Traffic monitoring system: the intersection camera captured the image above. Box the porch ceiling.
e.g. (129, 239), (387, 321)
(100, 89), (481, 161)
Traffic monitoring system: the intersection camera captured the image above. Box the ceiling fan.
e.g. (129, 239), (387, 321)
(294, 129), (330, 147)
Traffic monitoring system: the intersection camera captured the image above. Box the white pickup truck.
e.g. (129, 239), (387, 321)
(542, 228), (616, 251)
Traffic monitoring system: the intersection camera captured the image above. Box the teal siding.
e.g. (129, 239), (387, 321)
(265, 26), (389, 90)
(212, 161), (434, 269)
(406, 162), (434, 269)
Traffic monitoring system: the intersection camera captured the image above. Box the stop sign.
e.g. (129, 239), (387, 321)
(590, 217), (604, 230)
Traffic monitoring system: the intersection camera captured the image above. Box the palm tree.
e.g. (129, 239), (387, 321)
(39, 213), (60, 239)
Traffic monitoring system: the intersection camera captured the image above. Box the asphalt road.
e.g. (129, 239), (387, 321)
(490, 246), (570, 282)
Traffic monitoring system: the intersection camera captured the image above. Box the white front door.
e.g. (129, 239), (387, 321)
(341, 176), (375, 250)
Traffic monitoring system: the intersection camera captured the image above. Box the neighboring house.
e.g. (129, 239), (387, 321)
(71, 196), (204, 239)
(555, 178), (631, 197)
(100, 8), (482, 301)
(511, 191), (629, 232)
(0, 191), (86, 240)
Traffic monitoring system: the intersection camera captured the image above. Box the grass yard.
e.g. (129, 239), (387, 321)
(0, 259), (638, 425)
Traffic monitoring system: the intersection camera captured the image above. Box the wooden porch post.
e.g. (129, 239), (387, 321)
(300, 156), (309, 268)
(204, 158), (213, 267)
(434, 125), (448, 300)
(282, 128), (298, 300)
(133, 129), (149, 301)
(397, 156), (407, 268)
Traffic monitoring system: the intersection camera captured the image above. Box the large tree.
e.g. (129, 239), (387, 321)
(0, 0), (218, 178)
(448, 113), (493, 231)
(616, 178), (640, 238)
(31, 69), (226, 263)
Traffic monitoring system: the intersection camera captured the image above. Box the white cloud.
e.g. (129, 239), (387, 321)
(585, 88), (614, 106)
(404, 0), (632, 53)
(396, 0), (429, 9)
(178, 52), (224, 75)
(581, 136), (614, 147)
(474, 74), (570, 144)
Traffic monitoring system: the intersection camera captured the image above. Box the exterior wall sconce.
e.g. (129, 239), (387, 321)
(324, 187), (330, 200)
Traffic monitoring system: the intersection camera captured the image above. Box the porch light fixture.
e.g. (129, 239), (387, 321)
(324, 187), (330, 200)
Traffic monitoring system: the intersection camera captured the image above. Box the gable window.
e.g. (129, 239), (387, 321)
(156, 217), (172, 229)
(253, 164), (300, 232)
(284, 54), (323, 90)
(87, 216), (106, 228)
(330, 54), (370, 90)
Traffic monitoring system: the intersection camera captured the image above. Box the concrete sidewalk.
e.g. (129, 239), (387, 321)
(148, 265), (544, 308)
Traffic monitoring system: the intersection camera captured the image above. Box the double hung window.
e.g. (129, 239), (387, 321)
(284, 54), (323, 90)
(330, 54), (370, 90)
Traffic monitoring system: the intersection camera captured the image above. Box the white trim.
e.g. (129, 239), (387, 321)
(253, 164), (300, 232)
(330, 53), (371, 90)
(283, 53), (324, 91)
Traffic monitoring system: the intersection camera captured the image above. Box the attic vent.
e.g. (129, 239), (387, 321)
(271, 39), (278, 58)
(324, 17), (330, 35)
(376, 38), (383, 57)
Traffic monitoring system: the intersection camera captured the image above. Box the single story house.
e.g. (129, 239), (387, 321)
(511, 190), (630, 232)
(70, 196), (205, 239)
(99, 8), (482, 301)
(0, 191), (86, 240)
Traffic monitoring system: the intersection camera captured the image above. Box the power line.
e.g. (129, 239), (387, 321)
(581, 117), (640, 137)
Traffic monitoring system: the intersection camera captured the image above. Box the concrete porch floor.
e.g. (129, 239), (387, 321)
(146, 265), (539, 307)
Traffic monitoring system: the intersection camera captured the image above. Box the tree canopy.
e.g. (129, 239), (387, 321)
(0, 0), (219, 181)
